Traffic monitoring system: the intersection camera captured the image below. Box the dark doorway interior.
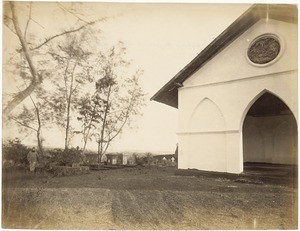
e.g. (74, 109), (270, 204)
(243, 92), (298, 165)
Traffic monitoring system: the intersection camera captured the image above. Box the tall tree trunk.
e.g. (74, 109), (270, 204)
(65, 110), (70, 150)
(82, 131), (89, 156)
(37, 129), (43, 155)
(64, 60), (77, 151)
(98, 85), (112, 160)
(64, 84), (72, 151)
(82, 104), (97, 155)
(35, 107), (43, 155)
(97, 140), (101, 163)
(4, 2), (42, 118)
(82, 138), (88, 155)
(82, 126), (91, 155)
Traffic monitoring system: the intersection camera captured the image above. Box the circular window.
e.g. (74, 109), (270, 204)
(247, 34), (281, 65)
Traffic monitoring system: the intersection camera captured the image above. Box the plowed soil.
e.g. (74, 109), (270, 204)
(2, 166), (297, 229)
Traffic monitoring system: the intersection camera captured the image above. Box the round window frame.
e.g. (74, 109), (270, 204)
(246, 33), (284, 67)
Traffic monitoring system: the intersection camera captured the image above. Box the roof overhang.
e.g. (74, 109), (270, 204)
(150, 4), (298, 108)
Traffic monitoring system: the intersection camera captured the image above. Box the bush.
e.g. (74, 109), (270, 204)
(132, 153), (153, 167)
(3, 138), (29, 166)
(48, 148), (82, 166)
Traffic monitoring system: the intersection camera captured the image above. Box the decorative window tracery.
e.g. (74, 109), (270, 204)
(247, 34), (281, 65)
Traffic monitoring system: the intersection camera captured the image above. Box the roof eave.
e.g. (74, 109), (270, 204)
(151, 4), (298, 109)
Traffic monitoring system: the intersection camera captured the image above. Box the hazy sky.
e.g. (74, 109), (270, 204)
(3, 2), (252, 153)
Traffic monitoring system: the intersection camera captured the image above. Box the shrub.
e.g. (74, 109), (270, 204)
(48, 148), (82, 166)
(132, 153), (153, 166)
(3, 138), (29, 166)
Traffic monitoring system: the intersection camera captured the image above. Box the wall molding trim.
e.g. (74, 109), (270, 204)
(181, 69), (297, 91)
(177, 130), (239, 135)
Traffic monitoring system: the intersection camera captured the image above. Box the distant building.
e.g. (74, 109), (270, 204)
(105, 153), (135, 165)
(85, 154), (98, 164)
(85, 153), (135, 165)
(152, 4), (298, 173)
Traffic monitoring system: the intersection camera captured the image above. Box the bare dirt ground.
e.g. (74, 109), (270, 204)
(2, 166), (298, 229)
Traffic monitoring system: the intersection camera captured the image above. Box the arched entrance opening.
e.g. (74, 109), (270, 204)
(243, 92), (298, 168)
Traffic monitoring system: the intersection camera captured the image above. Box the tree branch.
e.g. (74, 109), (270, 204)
(3, 3), (44, 118)
(103, 135), (110, 154)
(9, 116), (38, 132)
(10, 2), (40, 82)
(3, 14), (16, 34)
(57, 2), (89, 24)
(3, 14), (13, 21)
(24, 2), (32, 41)
(105, 88), (137, 141)
(3, 80), (40, 118)
(63, 59), (71, 100)
(29, 91), (38, 111)
(108, 114), (129, 143)
(30, 17), (45, 29)
(3, 2), (43, 117)
(32, 21), (96, 50)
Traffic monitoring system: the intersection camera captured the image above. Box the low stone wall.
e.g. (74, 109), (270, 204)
(51, 166), (90, 176)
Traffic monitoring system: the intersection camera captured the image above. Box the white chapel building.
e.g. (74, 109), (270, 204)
(151, 4), (298, 173)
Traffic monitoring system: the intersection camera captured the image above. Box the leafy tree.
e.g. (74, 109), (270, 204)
(49, 32), (94, 150)
(77, 43), (145, 162)
(3, 138), (29, 165)
(76, 93), (103, 155)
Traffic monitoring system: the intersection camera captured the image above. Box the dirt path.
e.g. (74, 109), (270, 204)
(3, 186), (297, 229)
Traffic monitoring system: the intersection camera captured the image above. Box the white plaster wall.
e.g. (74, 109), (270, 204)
(187, 133), (227, 172)
(177, 18), (298, 173)
(184, 19), (298, 87)
(188, 98), (226, 132)
(179, 71), (297, 132)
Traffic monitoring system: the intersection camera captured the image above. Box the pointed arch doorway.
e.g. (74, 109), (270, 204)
(242, 92), (298, 167)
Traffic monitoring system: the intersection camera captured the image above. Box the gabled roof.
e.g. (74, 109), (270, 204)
(150, 4), (298, 108)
